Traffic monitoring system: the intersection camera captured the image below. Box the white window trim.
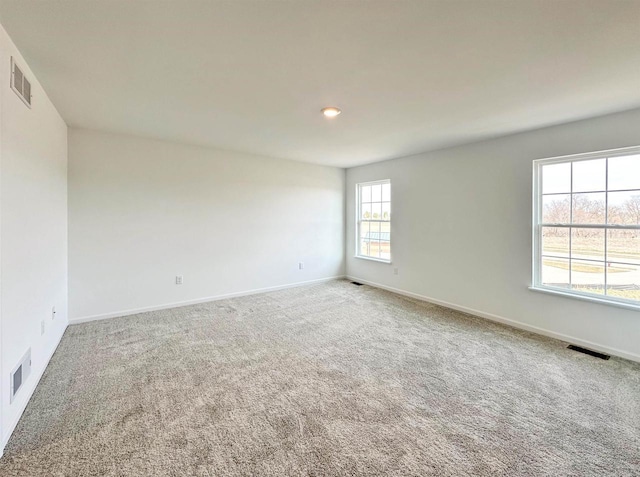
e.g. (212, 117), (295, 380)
(531, 145), (640, 311)
(356, 179), (391, 264)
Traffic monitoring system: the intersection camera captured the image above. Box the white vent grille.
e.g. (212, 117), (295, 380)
(11, 57), (32, 108)
(10, 349), (31, 403)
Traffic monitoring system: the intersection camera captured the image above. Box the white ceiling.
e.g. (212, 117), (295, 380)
(0, 0), (639, 168)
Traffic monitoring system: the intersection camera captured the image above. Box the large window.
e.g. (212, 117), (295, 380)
(357, 180), (391, 262)
(532, 146), (640, 308)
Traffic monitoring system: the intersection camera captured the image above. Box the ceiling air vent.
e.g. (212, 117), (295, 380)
(10, 349), (31, 403)
(11, 57), (32, 108)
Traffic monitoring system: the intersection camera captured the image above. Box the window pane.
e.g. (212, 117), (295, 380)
(571, 228), (605, 261)
(541, 257), (570, 289)
(571, 259), (605, 295)
(607, 190), (640, 225)
(382, 183), (391, 202)
(361, 185), (371, 203)
(608, 154), (640, 191)
(371, 202), (382, 220)
(542, 194), (570, 223)
(606, 262), (640, 302)
(369, 241), (381, 258)
(360, 239), (369, 256)
(382, 202), (391, 221)
(380, 241), (390, 261)
(380, 217), (390, 260)
(359, 221), (371, 239)
(369, 221), (381, 258)
(607, 229), (640, 264)
(572, 193), (605, 224)
(542, 227), (569, 257)
(572, 158), (606, 192)
(361, 202), (372, 220)
(370, 220), (381, 236)
(371, 184), (382, 202)
(542, 162), (571, 194)
(359, 221), (371, 255)
(362, 221), (381, 258)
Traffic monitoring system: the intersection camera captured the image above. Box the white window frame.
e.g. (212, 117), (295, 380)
(356, 179), (391, 263)
(531, 145), (640, 311)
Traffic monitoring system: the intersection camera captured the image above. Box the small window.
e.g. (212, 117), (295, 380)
(532, 146), (640, 308)
(11, 57), (32, 108)
(356, 180), (391, 262)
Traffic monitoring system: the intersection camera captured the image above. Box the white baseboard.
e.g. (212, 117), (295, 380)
(1, 321), (69, 456)
(347, 275), (640, 363)
(70, 275), (346, 325)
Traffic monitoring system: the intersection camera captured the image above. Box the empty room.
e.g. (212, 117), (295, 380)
(0, 0), (638, 475)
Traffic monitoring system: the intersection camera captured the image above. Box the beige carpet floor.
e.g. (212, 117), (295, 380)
(0, 279), (639, 476)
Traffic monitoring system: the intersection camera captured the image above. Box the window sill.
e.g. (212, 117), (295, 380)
(354, 255), (391, 264)
(529, 286), (640, 311)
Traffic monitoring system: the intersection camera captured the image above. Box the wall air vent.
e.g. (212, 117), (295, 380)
(10, 349), (32, 403)
(11, 57), (32, 108)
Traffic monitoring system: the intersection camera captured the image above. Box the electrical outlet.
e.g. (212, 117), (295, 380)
(40, 321), (45, 335)
(176, 276), (183, 285)
(298, 262), (304, 270)
(393, 268), (399, 276)
(52, 306), (56, 320)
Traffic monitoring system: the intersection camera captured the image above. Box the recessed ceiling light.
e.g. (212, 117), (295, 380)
(321, 107), (341, 118)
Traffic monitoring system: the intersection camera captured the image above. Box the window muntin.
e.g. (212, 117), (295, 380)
(357, 180), (391, 262)
(533, 147), (640, 307)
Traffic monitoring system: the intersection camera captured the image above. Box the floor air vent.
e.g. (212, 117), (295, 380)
(567, 345), (610, 360)
(351, 281), (364, 286)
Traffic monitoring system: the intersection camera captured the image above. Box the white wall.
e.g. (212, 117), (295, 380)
(347, 108), (640, 361)
(0, 24), (68, 450)
(68, 129), (345, 321)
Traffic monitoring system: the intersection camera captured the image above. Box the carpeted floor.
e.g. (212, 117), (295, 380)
(1, 279), (639, 476)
